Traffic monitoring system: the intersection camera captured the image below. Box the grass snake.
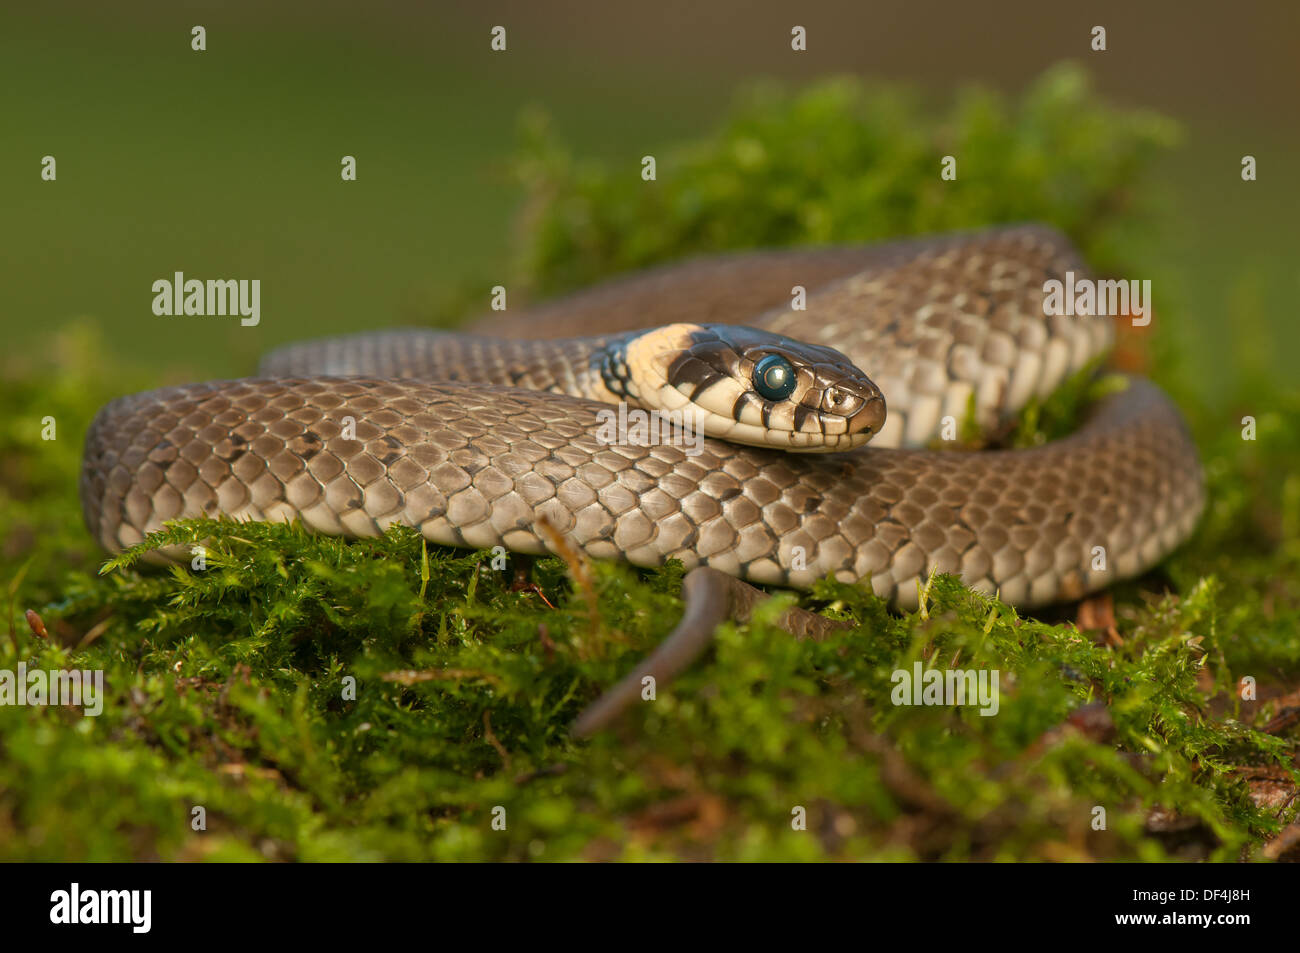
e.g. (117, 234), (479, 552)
(80, 225), (1206, 730)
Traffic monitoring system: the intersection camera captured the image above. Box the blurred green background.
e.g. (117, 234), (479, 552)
(2, 0), (1296, 398)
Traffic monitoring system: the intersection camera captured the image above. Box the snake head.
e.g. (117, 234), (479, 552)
(624, 323), (886, 451)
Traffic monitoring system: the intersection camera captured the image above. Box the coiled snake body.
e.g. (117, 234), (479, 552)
(82, 226), (1205, 614)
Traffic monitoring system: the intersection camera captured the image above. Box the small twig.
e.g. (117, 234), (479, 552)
(513, 763), (567, 785)
(380, 668), (504, 687)
(1263, 706), (1300, 735)
(1273, 788), (1300, 820)
(482, 710), (512, 772)
(510, 577), (556, 610)
(6, 560), (34, 656)
(536, 622), (557, 661)
(1262, 819), (1300, 862)
(535, 514), (600, 633)
(76, 615), (112, 649)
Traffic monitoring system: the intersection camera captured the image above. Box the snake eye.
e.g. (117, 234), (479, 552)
(752, 354), (797, 401)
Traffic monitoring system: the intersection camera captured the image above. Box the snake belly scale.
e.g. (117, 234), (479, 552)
(80, 226), (1206, 611)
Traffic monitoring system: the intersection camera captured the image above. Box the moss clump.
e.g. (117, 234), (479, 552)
(4, 514), (1293, 861)
(511, 64), (1179, 297)
(2, 66), (1296, 861)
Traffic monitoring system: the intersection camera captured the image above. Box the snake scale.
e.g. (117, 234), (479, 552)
(81, 226), (1206, 614)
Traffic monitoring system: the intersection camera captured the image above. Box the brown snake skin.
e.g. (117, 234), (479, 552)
(81, 226), (1205, 610)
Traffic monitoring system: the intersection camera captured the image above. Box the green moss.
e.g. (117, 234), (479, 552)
(511, 64), (1180, 296)
(2, 66), (1296, 861)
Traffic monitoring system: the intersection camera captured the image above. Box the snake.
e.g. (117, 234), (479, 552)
(80, 226), (1205, 728)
